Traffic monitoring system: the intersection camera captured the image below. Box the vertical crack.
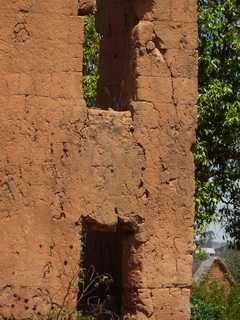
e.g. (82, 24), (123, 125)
(152, 34), (177, 108)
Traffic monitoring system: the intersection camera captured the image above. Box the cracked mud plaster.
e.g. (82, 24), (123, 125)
(0, 0), (197, 319)
(13, 22), (30, 43)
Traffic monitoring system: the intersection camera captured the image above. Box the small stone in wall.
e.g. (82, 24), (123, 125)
(78, 0), (96, 15)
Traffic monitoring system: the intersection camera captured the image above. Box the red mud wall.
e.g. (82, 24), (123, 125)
(129, 1), (198, 318)
(0, 0), (85, 315)
(0, 0), (197, 319)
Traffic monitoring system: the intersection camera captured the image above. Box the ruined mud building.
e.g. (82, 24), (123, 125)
(0, 0), (197, 319)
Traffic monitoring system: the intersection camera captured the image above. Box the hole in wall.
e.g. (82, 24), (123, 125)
(96, 1), (139, 111)
(82, 13), (101, 108)
(78, 220), (136, 319)
(79, 1), (142, 111)
(78, 226), (123, 319)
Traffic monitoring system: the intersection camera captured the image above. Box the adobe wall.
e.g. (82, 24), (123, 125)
(0, 0), (197, 319)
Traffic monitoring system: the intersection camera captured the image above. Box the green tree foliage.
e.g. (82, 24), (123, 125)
(225, 283), (240, 319)
(83, 15), (101, 107)
(191, 280), (225, 320)
(222, 249), (240, 282)
(195, 0), (240, 239)
(191, 280), (240, 320)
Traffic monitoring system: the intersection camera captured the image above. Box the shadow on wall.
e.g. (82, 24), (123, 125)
(79, 0), (154, 111)
(78, 216), (144, 320)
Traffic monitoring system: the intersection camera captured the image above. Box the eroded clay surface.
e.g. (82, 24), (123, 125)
(0, 0), (197, 319)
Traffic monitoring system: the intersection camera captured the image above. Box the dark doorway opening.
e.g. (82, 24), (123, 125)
(78, 226), (123, 319)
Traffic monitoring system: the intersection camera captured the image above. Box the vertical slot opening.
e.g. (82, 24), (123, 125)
(78, 225), (123, 319)
(79, 0), (139, 111)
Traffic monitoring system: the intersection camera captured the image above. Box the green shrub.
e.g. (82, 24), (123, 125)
(191, 298), (225, 320)
(191, 281), (240, 320)
(222, 249), (240, 282)
(191, 280), (226, 320)
(193, 248), (209, 262)
(225, 283), (240, 320)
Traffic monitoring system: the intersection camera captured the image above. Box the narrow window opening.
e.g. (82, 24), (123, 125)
(78, 225), (124, 319)
(82, 14), (101, 108)
(79, 1), (139, 111)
